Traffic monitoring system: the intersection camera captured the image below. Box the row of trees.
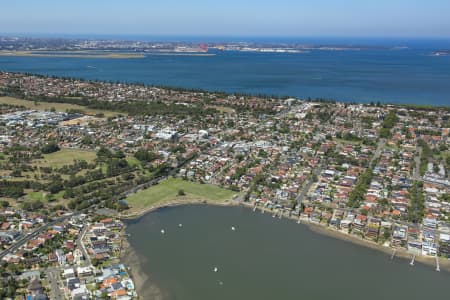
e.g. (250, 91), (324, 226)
(347, 168), (374, 208)
(408, 182), (425, 223)
(4, 87), (221, 117)
(0, 180), (29, 198)
(134, 149), (161, 163)
(379, 111), (398, 138)
(0, 277), (18, 299)
(418, 139), (433, 176)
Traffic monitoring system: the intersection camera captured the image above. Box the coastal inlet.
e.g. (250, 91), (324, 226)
(124, 205), (450, 300)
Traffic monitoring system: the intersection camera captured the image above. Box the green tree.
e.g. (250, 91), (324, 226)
(134, 149), (160, 163)
(41, 141), (60, 154)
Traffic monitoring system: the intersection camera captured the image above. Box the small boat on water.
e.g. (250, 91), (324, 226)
(161, 229), (165, 234)
(213, 267), (218, 272)
(231, 226), (236, 231)
(178, 223), (183, 227)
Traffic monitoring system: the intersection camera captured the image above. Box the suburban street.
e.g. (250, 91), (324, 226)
(0, 213), (75, 260)
(297, 137), (385, 207)
(296, 162), (325, 205)
(414, 147), (422, 181)
(76, 225), (91, 266)
(370, 139), (385, 166)
(46, 267), (64, 300)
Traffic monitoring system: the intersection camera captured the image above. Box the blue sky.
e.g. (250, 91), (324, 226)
(1, 0), (450, 38)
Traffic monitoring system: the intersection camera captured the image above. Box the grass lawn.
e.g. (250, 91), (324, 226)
(334, 138), (362, 145)
(27, 190), (65, 202)
(126, 156), (142, 168)
(27, 191), (47, 201)
(35, 148), (97, 168)
(0, 96), (121, 117)
(126, 178), (237, 212)
(207, 105), (236, 114)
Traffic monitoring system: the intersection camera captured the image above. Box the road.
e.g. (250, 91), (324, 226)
(46, 267), (64, 300)
(414, 147), (422, 181)
(0, 213), (76, 260)
(370, 139), (385, 166)
(0, 159), (182, 262)
(76, 225), (91, 266)
(296, 161), (325, 205)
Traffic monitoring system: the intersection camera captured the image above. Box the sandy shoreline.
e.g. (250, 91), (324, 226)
(0, 50), (215, 58)
(0, 51), (144, 59)
(121, 225), (167, 300)
(120, 198), (238, 220)
(120, 199), (237, 299)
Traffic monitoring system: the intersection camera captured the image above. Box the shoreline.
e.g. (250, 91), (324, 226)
(120, 224), (167, 300)
(303, 220), (450, 271)
(2, 70), (449, 109)
(0, 51), (215, 59)
(119, 198), (238, 220)
(0, 51), (144, 59)
(241, 202), (450, 272)
(119, 198), (238, 299)
(119, 200), (448, 298)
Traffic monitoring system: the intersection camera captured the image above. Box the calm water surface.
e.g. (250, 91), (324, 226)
(125, 205), (450, 300)
(1, 48), (450, 105)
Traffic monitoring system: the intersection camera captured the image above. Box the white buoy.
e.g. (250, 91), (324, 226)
(231, 226), (236, 231)
(213, 267), (218, 272)
(161, 229), (165, 234)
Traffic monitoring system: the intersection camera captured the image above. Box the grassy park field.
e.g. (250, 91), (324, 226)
(35, 148), (97, 168)
(126, 178), (237, 213)
(27, 190), (65, 202)
(0, 96), (121, 117)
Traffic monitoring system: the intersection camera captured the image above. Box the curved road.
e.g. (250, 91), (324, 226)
(0, 213), (76, 260)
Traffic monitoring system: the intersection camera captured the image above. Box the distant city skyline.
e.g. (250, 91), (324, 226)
(1, 0), (450, 38)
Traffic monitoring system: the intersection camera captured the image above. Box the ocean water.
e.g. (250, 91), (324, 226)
(125, 205), (450, 300)
(1, 42), (450, 105)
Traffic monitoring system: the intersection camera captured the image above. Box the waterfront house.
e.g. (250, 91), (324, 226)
(365, 218), (380, 240)
(392, 225), (408, 248)
(422, 241), (438, 256)
(438, 234), (450, 258)
(352, 215), (367, 236)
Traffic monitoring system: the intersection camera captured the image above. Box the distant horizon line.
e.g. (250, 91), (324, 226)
(2, 32), (450, 41)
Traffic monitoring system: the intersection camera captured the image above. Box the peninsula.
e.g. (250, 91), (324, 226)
(0, 72), (449, 299)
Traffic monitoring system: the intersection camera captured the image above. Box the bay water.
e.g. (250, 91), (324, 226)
(125, 205), (450, 300)
(1, 46), (450, 105)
